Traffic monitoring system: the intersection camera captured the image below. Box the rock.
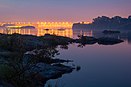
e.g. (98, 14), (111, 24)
(102, 30), (120, 34)
(51, 59), (73, 63)
(75, 36), (97, 45)
(98, 37), (124, 45)
(41, 34), (74, 45)
(0, 81), (14, 87)
(29, 63), (74, 80)
(23, 49), (72, 65)
(75, 36), (124, 45)
(0, 34), (44, 52)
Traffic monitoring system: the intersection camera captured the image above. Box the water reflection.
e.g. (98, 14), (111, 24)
(0, 28), (73, 38)
(0, 27), (131, 44)
(73, 29), (131, 44)
(37, 28), (73, 38)
(127, 31), (131, 44)
(0, 28), (37, 35)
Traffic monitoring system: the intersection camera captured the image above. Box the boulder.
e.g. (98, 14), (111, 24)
(28, 63), (74, 80)
(98, 37), (124, 45)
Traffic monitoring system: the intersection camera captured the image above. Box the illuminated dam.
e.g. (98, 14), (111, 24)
(0, 22), (73, 37)
(0, 22), (73, 29)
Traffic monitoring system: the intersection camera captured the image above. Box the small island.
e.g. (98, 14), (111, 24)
(102, 30), (120, 34)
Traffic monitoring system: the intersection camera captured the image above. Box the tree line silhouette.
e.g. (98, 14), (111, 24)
(73, 16), (131, 29)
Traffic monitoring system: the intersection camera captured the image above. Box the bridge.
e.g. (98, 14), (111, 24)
(0, 22), (73, 29)
(0, 22), (73, 37)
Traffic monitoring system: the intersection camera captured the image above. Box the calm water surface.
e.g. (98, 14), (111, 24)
(1, 27), (131, 87)
(46, 29), (131, 87)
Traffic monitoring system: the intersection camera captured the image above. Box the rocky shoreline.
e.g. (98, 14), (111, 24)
(0, 33), (124, 87)
(0, 33), (75, 87)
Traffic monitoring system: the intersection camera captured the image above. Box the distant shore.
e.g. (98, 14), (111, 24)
(73, 16), (131, 30)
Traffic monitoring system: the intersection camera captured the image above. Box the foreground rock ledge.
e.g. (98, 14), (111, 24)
(28, 63), (74, 81)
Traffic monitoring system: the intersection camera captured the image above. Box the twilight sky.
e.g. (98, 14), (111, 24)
(0, 0), (131, 22)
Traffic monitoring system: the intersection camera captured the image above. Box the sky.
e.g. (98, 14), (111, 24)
(0, 0), (131, 22)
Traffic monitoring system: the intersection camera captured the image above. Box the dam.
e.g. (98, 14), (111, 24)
(0, 22), (73, 37)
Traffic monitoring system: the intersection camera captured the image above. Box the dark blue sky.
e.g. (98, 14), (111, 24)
(0, 0), (131, 22)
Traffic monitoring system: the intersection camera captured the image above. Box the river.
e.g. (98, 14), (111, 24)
(0, 27), (131, 87)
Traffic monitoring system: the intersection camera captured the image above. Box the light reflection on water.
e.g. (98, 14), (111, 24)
(37, 28), (73, 38)
(0, 28), (73, 38)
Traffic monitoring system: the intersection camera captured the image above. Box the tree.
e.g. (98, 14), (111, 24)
(128, 16), (131, 19)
